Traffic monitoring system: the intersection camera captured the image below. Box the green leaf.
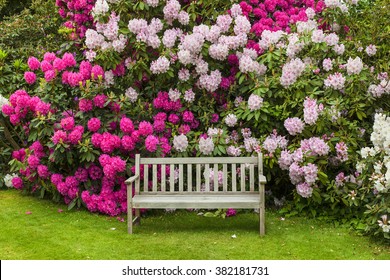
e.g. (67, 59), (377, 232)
(68, 198), (78, 210)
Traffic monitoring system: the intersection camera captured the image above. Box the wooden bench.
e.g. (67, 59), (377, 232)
(126, 154), (266, 235)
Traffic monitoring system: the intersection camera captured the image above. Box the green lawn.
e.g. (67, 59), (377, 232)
(0, 189), (389, 260)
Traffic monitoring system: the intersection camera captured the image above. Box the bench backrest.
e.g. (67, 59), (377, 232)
(133, 154), (264, 194)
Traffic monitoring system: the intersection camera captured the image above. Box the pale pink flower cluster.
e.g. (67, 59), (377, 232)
(163, 0), (184, 24)
(324, 72), (346, 90)
(346, 57), (363, 75)
(263, 133), (288, 154)
(322, 58), (333, 71)
(216, 14), (232, 33)
(365, 44), (377, 56)
(125, 87), (138, 103)
(209, 44), (229, 61)
(150, 56), (170, 74)
(303, 97), (321, 125)
(145, 0), (159, 7)
(311, 29), (325, 43)
(177, 11), (190, 25)
(173, 134), (188, 152)
(207, 168), (224, 188)
(181, 33), (205, 55)
(258, 30), (286, 49)
(230, 4), (243, 18)
(300, 137), (330, 156)
(207, 128), (223, 137)
(92, 0), (109, 17)
(278, 150), (293, 170)
(168, 88), (181, 101)
(325, 0), (348, 12)
(227, 146), (242, 157)
(178, 68), (190, 81)
(296, 20), (318, 34)
(333, 43), (345, 55)
(286, 33), (305, 57)
(218, 34), (248, 51)
(239, 55), (267, 75)
(296, 182), (313, 198)
(233, 15), (251, 35)
(184, 89), (195, 103)
(199, 137), (214, 155)
(368, 79), (390, 98)
(324, 33), (339, 47)
(127, 17), (161, 48)
(244, 137), (260, 153)
(247, 94), (263, 111)
(280, 58), (306, 87)
(198, 70), (222, 92)
(86, 12), (127, 53)
(284, 117), (305, 135)
(225, 114), (238, 127)
(336, 141), (349, 162)
(162, 29), (179, 48)
(305, 7), (316, 19)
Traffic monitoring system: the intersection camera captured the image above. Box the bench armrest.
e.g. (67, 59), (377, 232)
(259, 175), (267, 184)
(125, 174), (139, 185)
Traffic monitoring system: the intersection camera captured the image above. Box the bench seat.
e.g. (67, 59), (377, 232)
(133, 193), (261, 209)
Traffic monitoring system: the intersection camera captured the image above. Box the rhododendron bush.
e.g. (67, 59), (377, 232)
(1, 0), (390, 236)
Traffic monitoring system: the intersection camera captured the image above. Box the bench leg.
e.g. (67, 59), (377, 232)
(128, 208), (133, 234)
(259, 183), (265, 236)
(134, 209), (141, 226)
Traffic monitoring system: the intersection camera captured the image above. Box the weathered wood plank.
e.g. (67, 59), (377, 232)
(132, 194), (260, 209)
(204, 164), (210, 192)
(187, 164), (192, 192)
(223, 164), (227, 192)
(196, 164), (201, 192)
(161, 164), (166, 192)
(152, 164), (157, 192)
(170, 164), (174, 192)
(240, 164), (245, 192)
(134, 154), (140, 195)
(232, 163), (236, 192)
(213, 163), (218, 192)
(179, 164), (183, 192)
(140, 157), (258, 165)
(144, 164), (148, 193)
(249, 164), (255, 192)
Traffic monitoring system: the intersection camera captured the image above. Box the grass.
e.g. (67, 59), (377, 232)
(0, 189), (389, 260)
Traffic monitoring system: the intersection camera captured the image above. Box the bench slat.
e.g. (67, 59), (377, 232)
(187, 164), (192, 192)
(153, 164), (157, 192)
(240, 164), (245, 192)
(196, 164), (201, 192)
(144, 165), (148, 193)
(161, 164), (166, 192)
(250, 164), (255, 192)
(140, 157), (258, 165)
(170, 164), (174, 192)
(232, 163), (236, 192)
(204, 164), (210, 192)
(223, 164), (228, 192)
(135, 154), (140, 195)
(213, 163), (218, 192)
(179, 164), (183, 192)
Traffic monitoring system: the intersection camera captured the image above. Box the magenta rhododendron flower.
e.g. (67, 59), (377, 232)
(87, 118), (101, 132)
(27, 57), (40, 70)
(120, 117), (134, 134)
(145, 135), (159, 152)
(24, 72), (37, 85)
(11, 177), (23, 189)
